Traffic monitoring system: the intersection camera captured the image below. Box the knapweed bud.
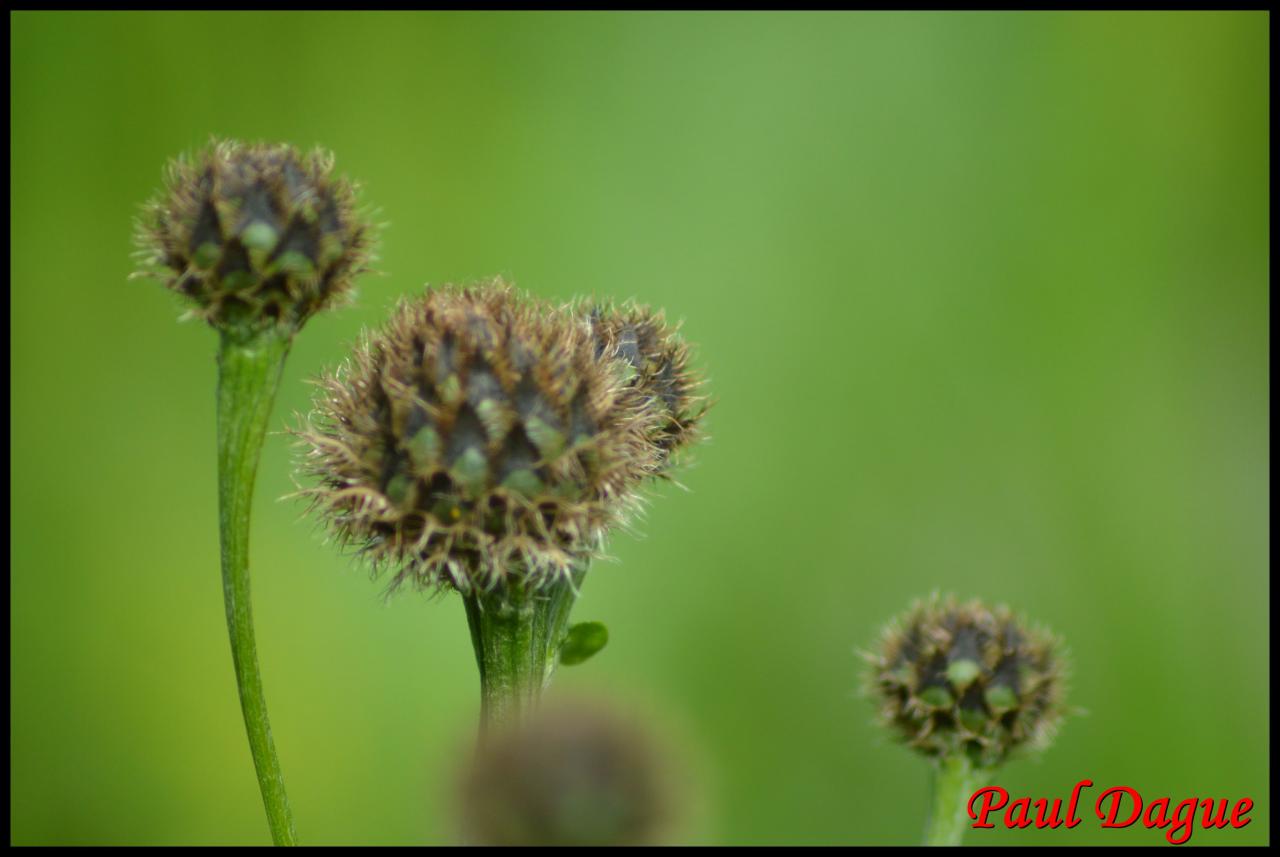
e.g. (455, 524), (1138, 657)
(868, 595), (1067, 767)
(458, 698), (676, 846)
(583, 300), (707, 467)
(298, 280), (663, 593)
(137, 139), (373, 334)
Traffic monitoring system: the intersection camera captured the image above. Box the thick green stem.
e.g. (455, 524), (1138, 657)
(217, 328), (298, 846)
(463, 564), (587, 737)
(923, 754), (992, 846)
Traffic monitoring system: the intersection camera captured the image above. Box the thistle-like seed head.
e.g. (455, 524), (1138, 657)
(867, 595), (1068, 767)
(582, 299), (707, 468)
(298, 280), (666, 593)
(136, 139), (374, 335)
(458, 699), (675, 846)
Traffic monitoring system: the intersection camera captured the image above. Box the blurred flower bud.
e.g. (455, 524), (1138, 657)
(459, 697), (679, 846)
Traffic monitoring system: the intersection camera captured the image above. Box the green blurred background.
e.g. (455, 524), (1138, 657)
(10, 11), (1269, 845)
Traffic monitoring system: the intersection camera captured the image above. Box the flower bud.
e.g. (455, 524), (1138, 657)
(583, 299), (707, 467)
(298, 280), (664, 593)
(458, 698), (676, 846)
(868, 595), (1067, 766)
(137, 139), (373, 334)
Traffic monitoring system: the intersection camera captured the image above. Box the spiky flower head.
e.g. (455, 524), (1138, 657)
(298, 279), (669, 594)
(458, 698), (675, 846)
(867, 595), (1067, 768)
(136, 139), (374, 335)
(582, 299), (707, 468)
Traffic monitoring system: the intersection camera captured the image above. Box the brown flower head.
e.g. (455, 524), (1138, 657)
(867, 595), (1068, 767)
(136, 139), (374, 335)
(298, 280), (666, 593)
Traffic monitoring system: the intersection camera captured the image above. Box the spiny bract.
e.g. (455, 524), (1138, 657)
(299, 280), (669, 594)
(868, 595), (1067, 767)
(137, 139), (373, 334)
(583, 299), (707, 468)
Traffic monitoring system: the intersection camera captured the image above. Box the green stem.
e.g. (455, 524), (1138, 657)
(923, 754), (992, 846)
(217, 328), (298, 846)
(463, 564), (587, 737)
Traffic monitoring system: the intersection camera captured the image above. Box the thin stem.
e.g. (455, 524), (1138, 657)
(217, 327), (298, 846)
(923, 753), (992, 846)
(463, 564), (587, 737)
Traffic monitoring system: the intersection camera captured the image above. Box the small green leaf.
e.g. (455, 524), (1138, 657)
(559, 622), (609, 666)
